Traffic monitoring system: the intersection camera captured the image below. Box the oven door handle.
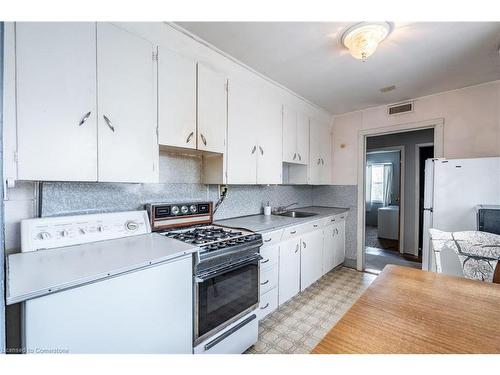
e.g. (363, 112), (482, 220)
(195, 255), (262, 283)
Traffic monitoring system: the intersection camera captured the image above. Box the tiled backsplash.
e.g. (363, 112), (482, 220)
(40, 182), (313, 221)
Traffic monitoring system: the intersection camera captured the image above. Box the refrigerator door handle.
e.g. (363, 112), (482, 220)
(423, 207), (433, 212)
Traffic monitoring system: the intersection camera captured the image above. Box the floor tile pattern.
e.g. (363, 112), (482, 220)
(246, 267), (376, 354)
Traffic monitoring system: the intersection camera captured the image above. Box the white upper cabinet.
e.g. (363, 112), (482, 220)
(227, 79), (259, 184)
(197, 64), (227, 154)
(296, 112), (310, 165)
(97, 23), (158, 183)
(282, 106), (309, 165)
(16, 22), (98, 181)
(158, 47), (197, 149)
(309, 119), (332, 185)
(282, 106), (297, 163)
(256, 93), (282, 184)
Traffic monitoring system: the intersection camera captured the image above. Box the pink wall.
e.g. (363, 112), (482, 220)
(331, 80), (500, 185)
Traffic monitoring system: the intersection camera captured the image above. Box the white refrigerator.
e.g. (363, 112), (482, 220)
(422, 157), (500, 271)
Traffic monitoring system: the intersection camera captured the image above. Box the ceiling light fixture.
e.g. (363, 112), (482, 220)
(342, 22), (391, 61)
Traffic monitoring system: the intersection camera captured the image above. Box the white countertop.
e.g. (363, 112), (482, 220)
(215, 206), (349, 233)
(6, 233), (198, 305)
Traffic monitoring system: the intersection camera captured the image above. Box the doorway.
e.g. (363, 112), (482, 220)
(360, 127), (438, 273)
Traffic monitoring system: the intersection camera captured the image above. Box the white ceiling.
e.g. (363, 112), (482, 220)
(176, 22), (500, 114)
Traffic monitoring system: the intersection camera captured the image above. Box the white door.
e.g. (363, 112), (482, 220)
(16, 22), (98, 181)
(158, 47), (197, 149)
(226, 79), (258, 184)
(197, 63), (227, 154)
(309, 119), (322, 184)
(97, 23), (158, 183)
(323, 225), (335, 274)
(296, 112), (309, 165)
(278, 237), (301, 306)
(320, 123), (332, 184)
(300, 230), (324, 291)
(333, 221), (346, 267)
(256, 92), (282, 184)
(282, 106), (297, 163)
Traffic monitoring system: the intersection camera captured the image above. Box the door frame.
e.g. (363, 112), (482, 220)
(414, 142), (434, 256)
(356, 118), (444, 271)
(365, 146), (405, 254)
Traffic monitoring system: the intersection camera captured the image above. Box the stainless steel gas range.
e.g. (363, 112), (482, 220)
(146, 202), (262, 353)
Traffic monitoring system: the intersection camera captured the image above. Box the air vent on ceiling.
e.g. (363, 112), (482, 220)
(387, 101), (413, 116)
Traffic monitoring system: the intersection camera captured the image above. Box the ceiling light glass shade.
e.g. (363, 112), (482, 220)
(342, 22), (391, 61)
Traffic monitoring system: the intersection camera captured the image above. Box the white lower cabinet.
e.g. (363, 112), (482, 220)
(300, 229), (324, 291)
(323, 224), (336, 274)
(334, 219), (346, 267)
(258, 288), (279, 321)
(278, 237), (301, 306)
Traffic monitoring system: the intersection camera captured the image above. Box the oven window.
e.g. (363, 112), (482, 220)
(198, 261), (258, 339)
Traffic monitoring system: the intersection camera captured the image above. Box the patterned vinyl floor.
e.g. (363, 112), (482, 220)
(245, 267), (377, 354)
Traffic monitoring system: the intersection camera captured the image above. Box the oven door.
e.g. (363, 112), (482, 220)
(194, 255), (260, 345)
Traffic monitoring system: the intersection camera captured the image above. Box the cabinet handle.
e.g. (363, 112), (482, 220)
(260, 280), (269, 286)
(295, 244), (299, 253)
(317, 158), (321, 165)
(340, 216), (345, 219)
(293, 153), (297, 160)
(302, 241), (307, 248)
(259, 146), (264, 155)
(298, 153), (302, 161)
(186, 132), (194, 143)
(200, 133), (207, 146)
(251, 145), (257, 154)
(103, 115), (115, 132)
(260, 303), (270, 310)
(313, 224), (318, 228)
(290, 230), (296, 234)
(321, 158), (325, 165)
(335, 228), (339, 235)
(79, 111), (91, 127)
(264, 238), (272, 242)
(331, 218), (336, 222)
(261, 259), (270, 264)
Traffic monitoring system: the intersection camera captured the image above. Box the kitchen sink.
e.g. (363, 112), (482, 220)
(275, 211), (318, 218)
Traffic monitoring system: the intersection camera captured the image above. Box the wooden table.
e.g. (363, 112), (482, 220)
(312, 265), (500, 354)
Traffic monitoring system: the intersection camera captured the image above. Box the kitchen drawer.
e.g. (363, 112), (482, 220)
(260, 244), (279, 269)
(258, 287), (278, 321)
(260, 228), (283, 245)
(327, 212), (348, 225)
(281, 223), (307, 240)
(260, 264), (278, 295)
(303, 219), (324, 232)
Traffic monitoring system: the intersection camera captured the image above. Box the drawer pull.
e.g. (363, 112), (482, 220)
(290, 230), (297, 234)
(302, 241), (307, 248)
(260, 303), (270, 310)
(331, 218), (336, 222)
(261, 259), (270, 264)
(264, 238), (272, 242)
(313, 224), (318, 228)
(340, 216), (345, 219)
(261, 280), (269, 286)
(295, 244), (299, 253)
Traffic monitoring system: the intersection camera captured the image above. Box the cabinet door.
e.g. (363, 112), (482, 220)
(323, 225), (335, 274)
(320, 122), (332, 184)
(282, 106), (297, 163)
(197, 63), (226, 154)
(278, 237), (301, 306)
(158, 47), (197, 149)
(16, 22), (98, 181)
(296, 112), (309, 165)
(226, 80), (258, 184)
(334, 220), (346, 267)
(256, 93), (282, 184)
(97, 23), (158, 183)
(300, 230), (324, 291)
(308, 119), (323, 184)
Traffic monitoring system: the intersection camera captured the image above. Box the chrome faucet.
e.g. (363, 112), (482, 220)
(272, 202), (299, 215)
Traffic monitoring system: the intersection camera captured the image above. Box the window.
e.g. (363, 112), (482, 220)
(370, 164), (385, 203)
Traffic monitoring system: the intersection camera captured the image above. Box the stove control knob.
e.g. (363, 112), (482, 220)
(126, 221), (139, 232)
(37, 231), (51, 240)
(190, 205), (198, 213)
(171, 206), (180, 215)
(181, 205), (189, 214)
